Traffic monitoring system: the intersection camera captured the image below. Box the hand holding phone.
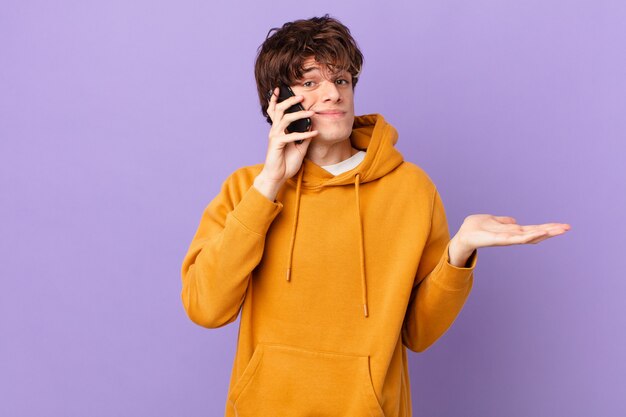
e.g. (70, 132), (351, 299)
(266, 84), (312, 144)
(254, 86), (318, 200)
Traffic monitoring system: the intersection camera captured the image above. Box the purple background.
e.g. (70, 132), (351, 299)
(1, 1), (624, 416)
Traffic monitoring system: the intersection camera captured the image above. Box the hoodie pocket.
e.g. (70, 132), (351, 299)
(228, 343), (385, 417)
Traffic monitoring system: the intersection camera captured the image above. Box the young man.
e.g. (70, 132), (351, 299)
(181, 15), (570, 417)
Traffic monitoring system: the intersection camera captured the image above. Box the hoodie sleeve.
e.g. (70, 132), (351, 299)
(401, 188), (477, 352)
(180, 171), (284, 328)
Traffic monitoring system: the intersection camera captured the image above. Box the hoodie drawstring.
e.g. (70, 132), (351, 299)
(284, 166), (370, 318)
(285, 166), (304, 282)
(354, 173), (369, 318)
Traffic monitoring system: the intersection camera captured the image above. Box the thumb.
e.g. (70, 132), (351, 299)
(296, 138), (313, 154)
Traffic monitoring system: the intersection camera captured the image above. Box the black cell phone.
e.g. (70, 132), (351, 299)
(267, 84), (311, 144)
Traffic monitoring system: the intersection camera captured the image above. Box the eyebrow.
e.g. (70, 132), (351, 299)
(301, 66), (348, 77)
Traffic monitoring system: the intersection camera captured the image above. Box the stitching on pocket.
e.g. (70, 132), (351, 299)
(362, 355), (385, 417)
(227, 344), (265, 407)
(233, 343), (385, 416)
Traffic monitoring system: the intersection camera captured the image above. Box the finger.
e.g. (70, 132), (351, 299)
(274, 94), (305, 114)
(525, 228), (568, 244)
(508, 227), (568, 244)
(526, 234), (551, 244)
(269, 105), (311, 135)
(266, 87), (279, 120)
(269, 94), (299, 130)
(519, 223), (568, 232)
(495, 223), (555, 233)
(280, 130), (318, 144)
(541, 226), (570, 237)
(276, 110), (315, 133)
(494, 229), (548, 245)
(270, 95), (308, 132)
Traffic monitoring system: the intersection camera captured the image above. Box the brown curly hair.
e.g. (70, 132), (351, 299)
(254, 14), (364, 124)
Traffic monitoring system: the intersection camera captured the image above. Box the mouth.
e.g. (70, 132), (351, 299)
(315, 111), (346, 119)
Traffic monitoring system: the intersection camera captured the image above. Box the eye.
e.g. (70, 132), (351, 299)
(335, 79), (349, 85)
(303, 80), (315, 87)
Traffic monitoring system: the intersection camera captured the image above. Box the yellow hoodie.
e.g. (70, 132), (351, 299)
(181, 113), (478, 417)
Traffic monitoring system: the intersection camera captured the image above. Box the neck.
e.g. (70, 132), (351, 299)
(306, 138), (359, 166)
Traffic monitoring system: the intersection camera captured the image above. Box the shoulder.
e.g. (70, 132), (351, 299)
(210, 163), (264, 204)
(391, 161), (438, 193)
(225, 163), (265, 186)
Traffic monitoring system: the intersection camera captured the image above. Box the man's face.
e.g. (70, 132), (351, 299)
(289, 57), (355, 144)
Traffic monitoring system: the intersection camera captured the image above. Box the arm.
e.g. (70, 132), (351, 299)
(180, 172), (283, 328)
(401, 188), (478, 352)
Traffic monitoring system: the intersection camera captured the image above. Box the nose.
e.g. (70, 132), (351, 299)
(320, 80), (341, 103)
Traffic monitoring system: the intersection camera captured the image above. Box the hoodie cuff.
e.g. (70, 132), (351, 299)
(230, 185), (283, 236)
(430, 240), (477, 291)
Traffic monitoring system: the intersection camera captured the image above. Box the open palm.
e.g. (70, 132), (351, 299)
(456, 214), (571, 250)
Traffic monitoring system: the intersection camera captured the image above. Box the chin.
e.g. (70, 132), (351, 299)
(315, 128), (353, 143)
(312, 121), (354, 142)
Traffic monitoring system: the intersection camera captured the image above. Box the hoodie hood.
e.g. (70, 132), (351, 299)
(283, 113), (404, 318)
(286, 113), (404, 188)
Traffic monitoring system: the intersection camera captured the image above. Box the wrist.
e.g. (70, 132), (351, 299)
(253, 174), (283, 202)
(448, 235), (475, 267)
(451, 234), (474, 254)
